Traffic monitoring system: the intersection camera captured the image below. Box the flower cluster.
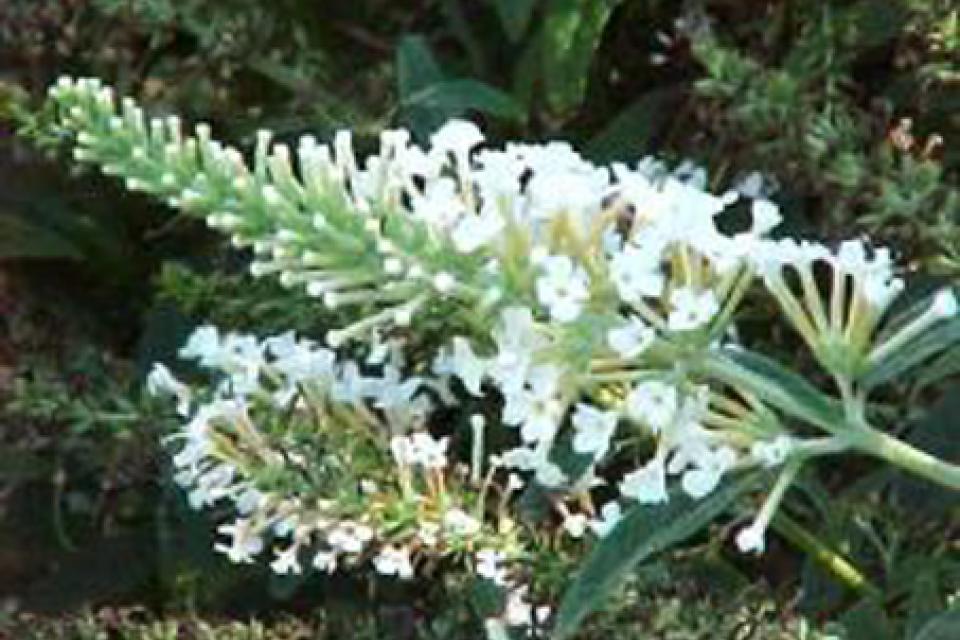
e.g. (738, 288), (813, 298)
(50, 76), (960, 634)
(148, 326), (530, 581)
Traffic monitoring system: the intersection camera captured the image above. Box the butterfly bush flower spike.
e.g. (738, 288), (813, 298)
(44, 77), (960, 637)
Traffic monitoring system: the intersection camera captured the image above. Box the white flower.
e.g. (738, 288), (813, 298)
(390, 434), (415, 466)
(607, 315), (656, 359)
(571, 403), (619, 461)
(860, 272), (903, 311)
(270, 544), (302, 575)
(313, 550), (338, 573)
(476, 549), (509, 585)
(504, 586), (551, 628)
(619, 456), (668, 503)
(678, 446), (737, 499)
(668, 287), (720, 332)
(266, 337), (336, 385)
(608, 244), (665, 303)
(390, 432), (449, 469)
(751, 435), (795, 468)
(526, 169), (605, 224)
(734, 171), (766, 198)
(235, 487), (264, 515)
(410, 176), (465, 229)
(735, 523), (766, 554)
(536, 255), (590, 322)
(330, 362), (375, 404)
(534, 459), (567, 488)
(328, 521), (373, 554)
(498, 446), (540, 471)
(178, 325), (222, 365)
(373, 546), (414, 579)
(444, 508), (481, 537)
(589, 502), (622, 537)
(146, 363), (192, 416)
(177, 330), (261, 394)
(214, 518), (264, 564)
(489, 306), (545, 376)
(834, 239), (868, 274)
(475, 149), (523, 199)
(371, 367), (425, 415)
(452, 204), (505, 253)
(429, 119), (483, 162)
(680, 465), (723, 498)
(187, 463), (236, 509)
(502, 364), (564, 445)
(563, 513), (589, 538)
(932, 288), (959, 318)
(418, 522), (440, 547)
(273, 514), (298, 538)
(626, 380), (678, 433)
(750, 198), (782, 236)
(410, 432), (449, 469)
(450, 337), (487, 396)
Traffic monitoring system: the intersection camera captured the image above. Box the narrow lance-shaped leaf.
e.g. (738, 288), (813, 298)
(401, 79), (526, 122)
(492, 0), (539, 42)
(538, 0), (621, 118)
(584, 84), (687, 163)
(861, 318), (960, 390)
(701, 349), (844, 433)
(553, 472), (761, 639)
(395, 35), (447, 138)
(913, 609), (960, 640)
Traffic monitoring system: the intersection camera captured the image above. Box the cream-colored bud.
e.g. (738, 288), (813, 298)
(323, 292), (340, 309)
(384, 257), (403, 275)
(394, 308), (412, 326)
(932, 288), (958, 319)
(433, 272), (455, 294)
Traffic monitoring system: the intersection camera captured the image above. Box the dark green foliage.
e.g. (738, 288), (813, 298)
(554, 472), (762, 639)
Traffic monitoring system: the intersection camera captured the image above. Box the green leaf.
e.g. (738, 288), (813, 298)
(0, 189), (133, 275)
(703, 349), (843, 432)
(469, 577), (506, 619)
(914, 345), (960, 393)
(889, 386), (960, 516)
(553, 472), (760, 639)
(396, 36), (526, 136)
(491, 0), (538, 42)
(539, 0), (621, 118)
(0, 208), (83, 259)
(906, 565), (945, 637)
(840, 598), (896, 640)
(914, 608), (960, 640)
(862, 318), (960, 390)
(584, 84), (687, 163)
(396, 35), (447, 138)
(402, 79), (526, 122)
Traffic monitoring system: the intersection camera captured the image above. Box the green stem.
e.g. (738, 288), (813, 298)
(849, 426), (960, 492)
(771, 512), (881, 599)
(699, 351), (960, 492)
(52, 463), (77, 552)
(699, 353), (842, 434)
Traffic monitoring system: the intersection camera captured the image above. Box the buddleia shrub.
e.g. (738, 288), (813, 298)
(33, 76), (960, 638)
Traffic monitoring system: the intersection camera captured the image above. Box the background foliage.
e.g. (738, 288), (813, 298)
(1, 0), (958, 637)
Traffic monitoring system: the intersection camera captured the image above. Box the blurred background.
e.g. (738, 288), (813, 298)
(0, 1), (958, 637)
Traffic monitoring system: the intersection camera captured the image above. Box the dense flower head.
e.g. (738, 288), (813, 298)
(47, 77), (960, 634)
